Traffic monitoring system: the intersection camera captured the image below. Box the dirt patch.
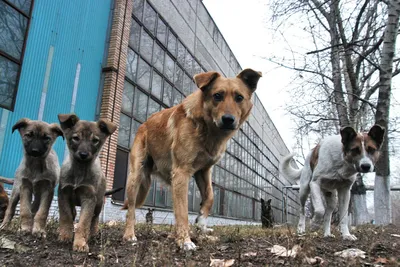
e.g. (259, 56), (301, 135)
(0, 220), (399, 266)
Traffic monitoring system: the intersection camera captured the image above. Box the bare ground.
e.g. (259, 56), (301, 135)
(0, 220), (399, 266)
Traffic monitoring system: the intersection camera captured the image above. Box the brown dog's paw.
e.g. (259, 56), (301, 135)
(32, 226), (47, 238)
(73, 239), (89, 252)
(20, 224), (32, 234)
(59, 231), (73, 242)
(123, 232), (137, 243)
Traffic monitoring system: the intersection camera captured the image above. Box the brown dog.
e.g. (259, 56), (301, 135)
(0, 177), (14, 223)
(0, 119), (63, 236)
(57, 114), (116, 252)
(122, 69), (262, 250)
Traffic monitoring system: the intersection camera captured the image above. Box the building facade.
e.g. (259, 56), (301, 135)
(0, 0), (299, 224)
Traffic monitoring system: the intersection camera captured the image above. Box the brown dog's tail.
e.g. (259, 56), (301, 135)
(104, 187), (123, 196)
(0, 177), (14, 185)
(121, 175), (152, 210)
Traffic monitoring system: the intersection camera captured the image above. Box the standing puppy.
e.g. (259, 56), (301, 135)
(57, 114), (116, 252)
(0, 119), (63, 237)
(280, 125), (385, 240)
(123, 69), (262, 250)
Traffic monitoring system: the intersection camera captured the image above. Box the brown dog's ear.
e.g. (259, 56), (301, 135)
(12, 118), (30, 133)
(58, 114), (79, 130)
(237, 68), (262, 92)
(98, 119), (117, 135)
(50, 123), (64, 140)
(340, 126), (357, 146)
(267, 199), (272, 205)
(193, 71), (221, 91)
(368, 124), (385, 148)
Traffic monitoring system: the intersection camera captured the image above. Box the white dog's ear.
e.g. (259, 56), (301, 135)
(368, 124), (385, 148)
(340, 126), (357, 146)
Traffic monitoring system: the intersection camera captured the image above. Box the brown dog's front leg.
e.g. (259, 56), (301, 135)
(172, 168), (196, 250)
(194, 168), (214, 233)
(58, 186), (74, 242)
(32, 180), (54, 238)
(73, 186), (96, 252)
(20, 179), (33, 233)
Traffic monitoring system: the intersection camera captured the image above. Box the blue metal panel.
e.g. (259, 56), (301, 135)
(0, 0), (112, 179)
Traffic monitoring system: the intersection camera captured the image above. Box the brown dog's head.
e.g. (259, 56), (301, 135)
(58, 114), (117, 162)
(340, 124), (385, 173)
(12, 118), (63, 158)
(193, 68), (262, 131)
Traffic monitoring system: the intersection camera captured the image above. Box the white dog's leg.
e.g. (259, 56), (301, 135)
(338, 187), (357, 240)
(309, 181), (325, 231)
(323, 191), (337, 238)
(297, 184), (310, 235)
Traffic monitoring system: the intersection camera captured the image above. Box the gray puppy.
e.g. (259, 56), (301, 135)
(0, 118), (63, 237)
(57, 114), (116, 252)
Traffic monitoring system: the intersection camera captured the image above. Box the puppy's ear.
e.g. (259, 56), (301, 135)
(58, 114), (79, 130)
(12, 118), (30, 133)
(260, 198), (265, 203)
(237, 68), (262, 92)
(340, 126), (357, 146)
(50, 123), (64, 140)
(368, 124), (385, 148)
(267, 199), (272, 205)
(193, 71), (221, 92)
(98, 119), (117, 135)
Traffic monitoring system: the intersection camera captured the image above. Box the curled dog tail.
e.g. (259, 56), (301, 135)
(279, 153), (302, 182)
(120, 175), (152, 210)
(104, 187), (123, 196)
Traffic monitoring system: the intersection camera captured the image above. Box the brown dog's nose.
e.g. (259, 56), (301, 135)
(360, 163), (371, 172)
(222, 114), (235, 126)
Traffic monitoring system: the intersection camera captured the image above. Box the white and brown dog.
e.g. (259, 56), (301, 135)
(280, 125), (385, 240)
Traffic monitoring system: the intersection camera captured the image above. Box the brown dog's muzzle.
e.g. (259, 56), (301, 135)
(218, 114), (237, 131)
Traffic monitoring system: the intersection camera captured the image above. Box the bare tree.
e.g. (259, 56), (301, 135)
(374, 0), (400, 225)
(268, 0), (400, 225)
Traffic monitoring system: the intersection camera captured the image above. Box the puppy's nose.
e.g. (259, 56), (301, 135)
(221, 114), (235, 126)
(360, 163), (371, 172)
(31, 148), (41, 156)
(79, 152), (89, 160)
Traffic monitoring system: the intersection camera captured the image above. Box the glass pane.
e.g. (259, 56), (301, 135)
(117, 113), (131, 148)
(163, 81), (173, 107)
(167, 32), (177, 56)
(0, 56), (18, 109)
(151, 71), (163, 99)
(7, 0), (31, 15)
(126, 49), (138, 81)
(137, 58), (151, 90)
(139, 30), (153, 62)
(155, 181), (166, 207)
(173, 65), (184, 91)
(172, 88), (180, 106)
(143, 2), (156, 34)
(133, 88), (148, 121)
(147, 98), (160, 119)
(164, 54), (174, 82)
(129, 20), (141, 51)
(185, 52), (193, 75)
(156, 17), (167, 45)
(129, 120), (141, 147)
(132, 0), (144, 20)
(122, 81), (134, 114)
(152, 43), (164, 72)
(0, 1), (28, 59)
(194, 61), (202, 75)
(183, 74), (192, 96)
(177, 41), (185, 66)
(144, 180), (155, 206)
(188, 179), (194, 211)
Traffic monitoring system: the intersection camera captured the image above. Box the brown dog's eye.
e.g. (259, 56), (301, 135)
(92, 138), (100, 145)
(213, 93), (223, 102)
(235, 95), (244, 103)
(351, 147), (361, 154)
(367, 147), (376, 154)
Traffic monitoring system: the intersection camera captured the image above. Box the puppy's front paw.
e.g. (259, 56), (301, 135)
(59, 231), (73, 242)
(324, 234), (335, 238)
(20, 224), (32, 234)
(32, 226), (47, 238)
(73, 239), (89, 252)
(342, 234), (357, 241)
(195, 215), (213, 234)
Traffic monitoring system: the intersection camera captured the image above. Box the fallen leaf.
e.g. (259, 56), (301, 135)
(374, 257), (389, 264)
(334, 248), (366, 259)
(106, 220), (118, 227)
(303, 256), (325, 265)
(243, 252), (257, 257)
(391, 234), (400, 238)
(0, 237), (29, 252)
(98, 254), (105, 261)
(269, 244), (301, 258)
(210, 258), (235, 267)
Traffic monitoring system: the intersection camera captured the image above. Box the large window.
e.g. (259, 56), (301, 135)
(0, 0), (33, 110)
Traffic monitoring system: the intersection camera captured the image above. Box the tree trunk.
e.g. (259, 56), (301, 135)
(350, 174), (370, 225)
(374, 0), (400, 225)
